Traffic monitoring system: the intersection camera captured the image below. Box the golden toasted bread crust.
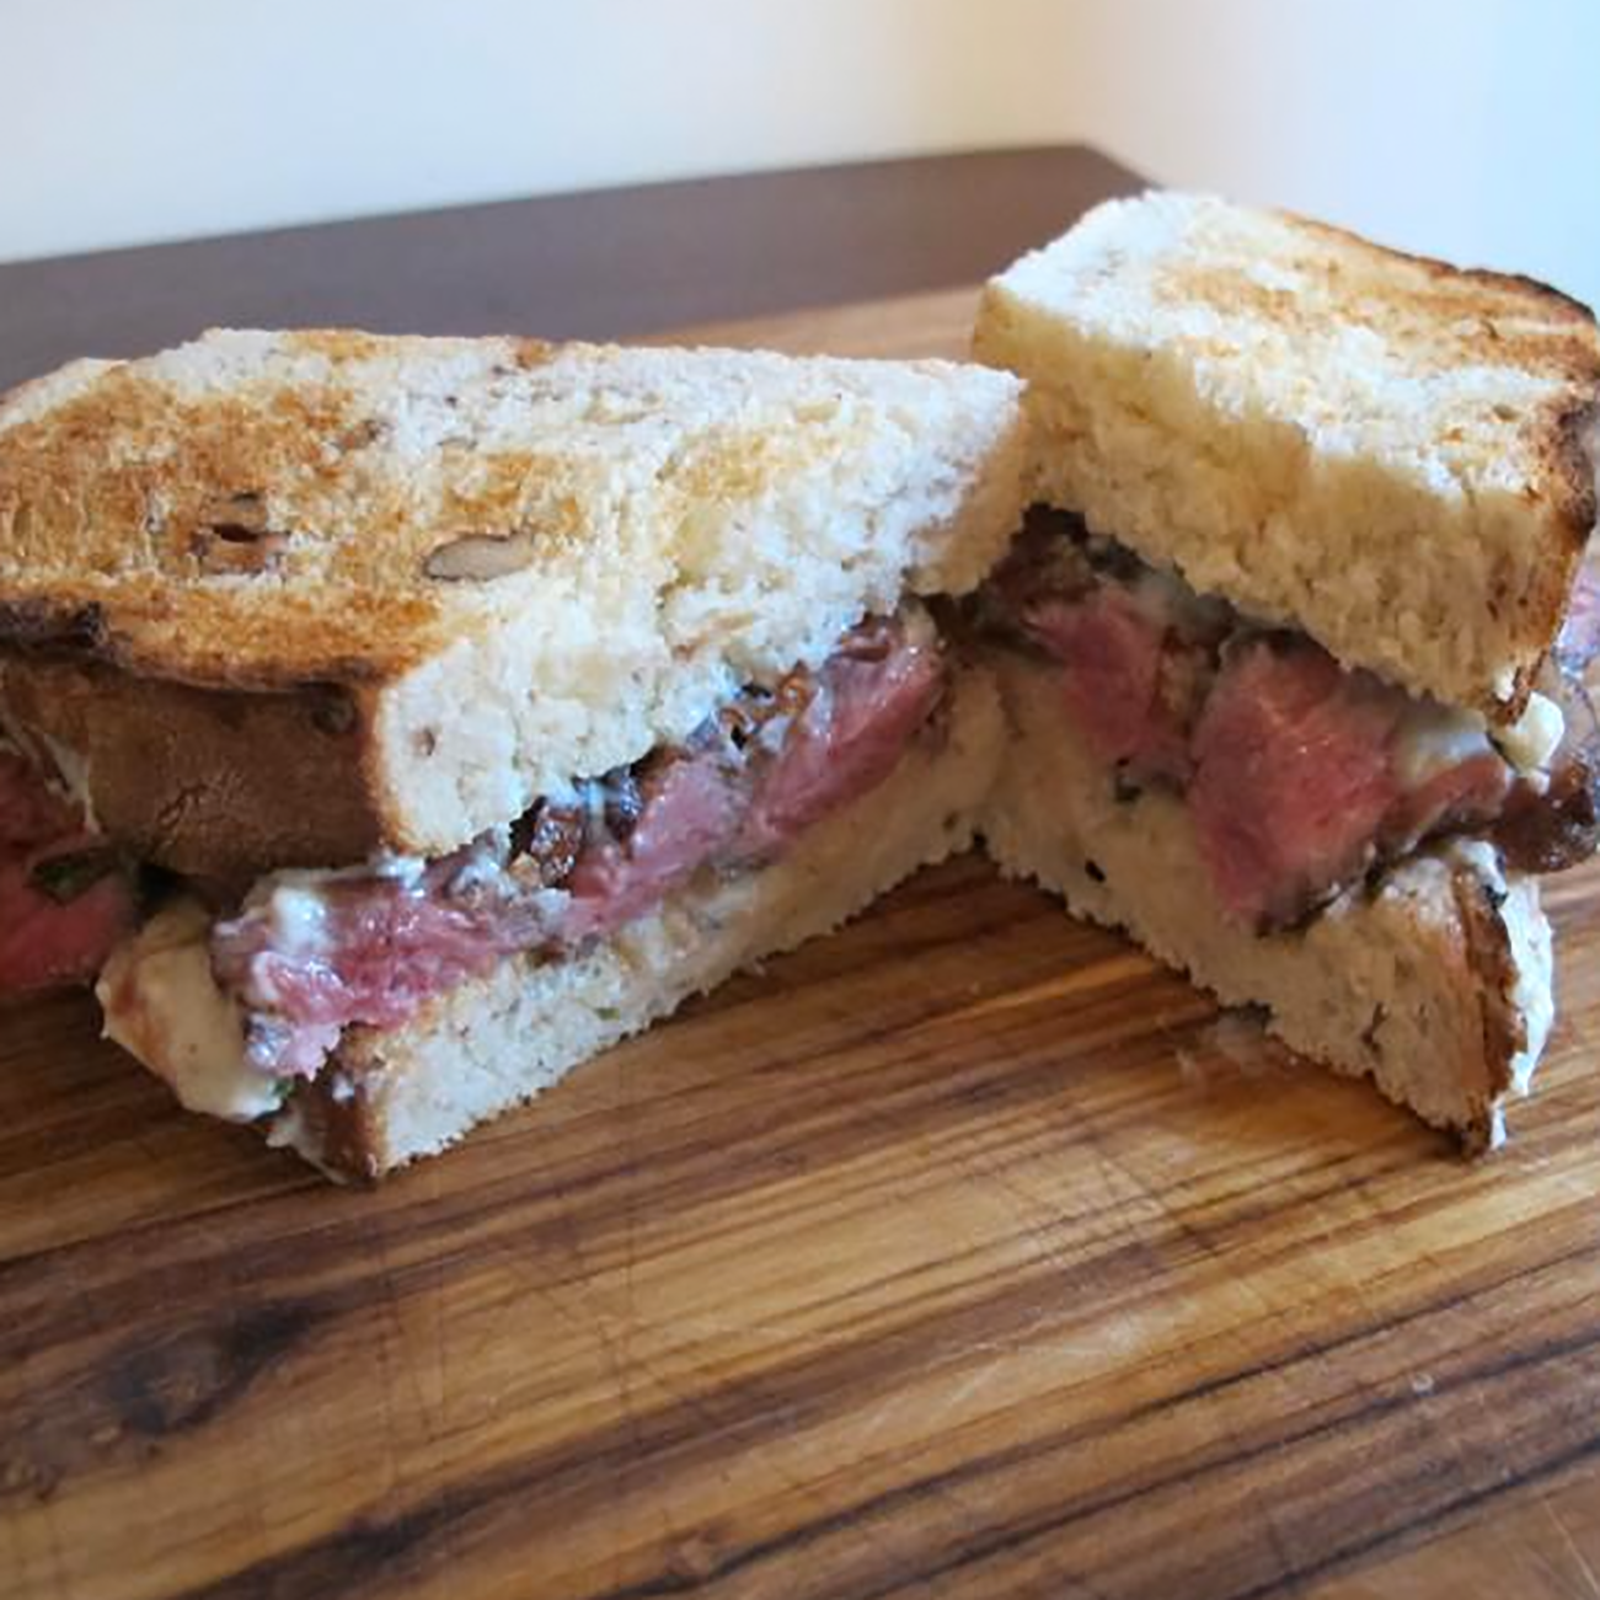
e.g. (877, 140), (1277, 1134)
(0, 331), (547, 686)
(0, 330), (1015, 686)
(1290, 210), (1597, 330)
(1287, 205), (1600, 593)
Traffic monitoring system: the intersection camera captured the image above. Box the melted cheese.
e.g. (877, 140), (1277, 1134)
(1393, 690), (1565, 789)
(96, 899), (284, 1122)
(264, 885), (330, 958)
(1495, 691), (1565, 774)
(1392, 704), (1495, 789)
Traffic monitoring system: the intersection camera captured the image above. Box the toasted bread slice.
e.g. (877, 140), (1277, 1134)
(974, 192), (1600, 722)
(983, 659), (1554, 1148)
(0, 331), (1028, 875)
(99, 667), (1004, 1179)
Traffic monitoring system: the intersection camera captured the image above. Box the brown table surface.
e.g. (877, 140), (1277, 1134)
(0, 144), (1142, 392)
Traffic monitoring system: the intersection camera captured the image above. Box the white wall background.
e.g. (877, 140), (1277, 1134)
(2, 0), (1597, 306)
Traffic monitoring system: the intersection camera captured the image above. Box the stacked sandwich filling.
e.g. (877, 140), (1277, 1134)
(94, 606), (949, 1088)
(980, 509), (1600, 931)
(0, 741), (134, 994)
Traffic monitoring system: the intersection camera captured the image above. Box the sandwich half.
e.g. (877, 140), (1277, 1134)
(0, 329), (1028, 1177)
(973, 192), (1600, 1148)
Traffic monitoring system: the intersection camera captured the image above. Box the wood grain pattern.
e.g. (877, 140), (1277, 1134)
(6, 293), (1600, 1600)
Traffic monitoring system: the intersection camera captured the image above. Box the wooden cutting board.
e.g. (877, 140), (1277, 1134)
(6, 291), (1600, 1600)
